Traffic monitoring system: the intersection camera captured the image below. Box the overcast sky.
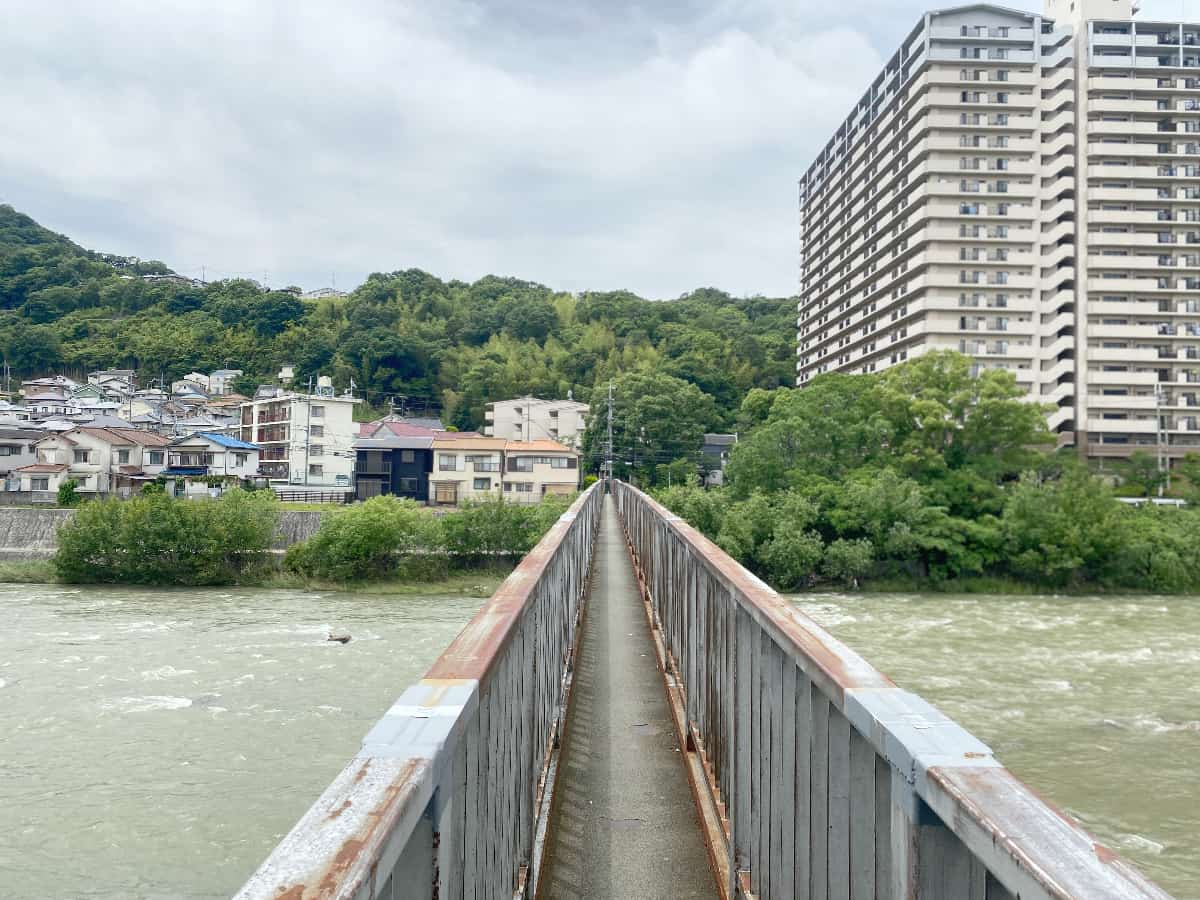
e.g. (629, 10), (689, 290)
(1, 0), (1194, 298)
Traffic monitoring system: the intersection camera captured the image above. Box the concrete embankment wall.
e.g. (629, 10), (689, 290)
(0, 508), (326, 560)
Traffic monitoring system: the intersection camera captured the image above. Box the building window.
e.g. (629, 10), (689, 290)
(31, 477), (49, 490)
(511, 457), (534, 472)
(310, 405), (324, 418)
(310, 445), (324, 457)
(310, 424), (324, 437)
(398, 477), (418, 493)
(116, 449), (130, 464)
(438, 453), (459, 471)
(473, 478), (492, 491)
(515, 482), (533, 493)
(234, 453), (247, 465)
(309, 464), (323, 477)
(401, 450), (415, 463)
(0, 446), (12, 457)
(149, 451), (164, 466)
(73, 450), (89, 463)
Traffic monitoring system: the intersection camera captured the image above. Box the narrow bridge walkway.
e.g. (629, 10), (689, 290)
(540, 496), (715, 899)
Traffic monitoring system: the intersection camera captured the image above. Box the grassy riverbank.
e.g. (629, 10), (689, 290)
(0, 556), (513, 597)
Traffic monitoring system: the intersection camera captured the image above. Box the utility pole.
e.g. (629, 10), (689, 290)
(605, 381), (614, 482)
(303, 375), (314, 487)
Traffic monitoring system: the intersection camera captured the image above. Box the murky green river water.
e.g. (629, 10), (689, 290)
(794, 592), (1200, 899)
(0, 584), (483, 900)
(2, 585), (1195, 897)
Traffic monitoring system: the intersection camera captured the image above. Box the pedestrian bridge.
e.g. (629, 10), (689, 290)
(237, 483), (1171, 900)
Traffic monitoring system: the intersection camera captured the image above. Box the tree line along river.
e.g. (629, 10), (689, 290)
(0, 584), (1195, 898)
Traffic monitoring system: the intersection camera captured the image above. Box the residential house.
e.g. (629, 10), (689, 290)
(0, 426), (44, 488)
(171, 379), (209, 402)
(87, 370), (136, 395)
(163, 432), (260, 497)
(238, 386), (360, 490)
(208, 369), (243, 395)
(354, 421), (435, 502)
(701, 434), (737, 487)
(429, 437), (507, 505)
(484, 396), (589, 449)
(19, 427), (172, 497)
(501, 440), (580, 501)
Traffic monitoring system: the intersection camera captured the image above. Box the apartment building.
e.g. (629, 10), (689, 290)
(237, 388), (360, 488)
(797, 0), (1200, 459)
(484, 396), (589, 449)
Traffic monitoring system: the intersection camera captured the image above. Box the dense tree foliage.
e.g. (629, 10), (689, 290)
(0, 206), (793, 443)
(53, 488), (280, 585)
(284, 494), (574, 582)
(658, 352), (1200, 593)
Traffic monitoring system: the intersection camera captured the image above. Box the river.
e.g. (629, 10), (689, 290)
(794, 592), (1200, 899)
(0, 584), (484, 900)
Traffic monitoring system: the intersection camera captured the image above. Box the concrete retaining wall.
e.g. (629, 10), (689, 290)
(0, 508), (326, 559)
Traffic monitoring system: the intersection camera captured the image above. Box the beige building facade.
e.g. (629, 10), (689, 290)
(484, 397), (589, 449)
(797, 0), (1200, 459)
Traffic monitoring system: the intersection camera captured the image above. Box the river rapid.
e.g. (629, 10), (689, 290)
(794, 592), (1200, 899)
(0, 584), (483, 900)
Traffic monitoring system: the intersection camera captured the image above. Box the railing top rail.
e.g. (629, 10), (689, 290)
(612, 480), (1171, 900)
(236, 484), (600, 900)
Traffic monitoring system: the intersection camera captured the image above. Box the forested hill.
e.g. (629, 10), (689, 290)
(0, 204), (795, 432)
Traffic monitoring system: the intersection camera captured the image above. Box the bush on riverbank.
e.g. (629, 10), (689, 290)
(283, 496), (440, 581)
(53, 488), (280, 585)
(283, 494), (575, 583)
(656, 352), (1200, 594)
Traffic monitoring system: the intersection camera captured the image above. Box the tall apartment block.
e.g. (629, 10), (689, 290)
(797, 0), (1200, 459)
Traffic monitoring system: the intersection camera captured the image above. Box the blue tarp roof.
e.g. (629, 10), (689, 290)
(192, 432), (258, 450)
(163, 467), (208, 477)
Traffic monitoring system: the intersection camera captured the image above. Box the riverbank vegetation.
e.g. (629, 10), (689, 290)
(656, 352), (1200, 594)
(50, 489), (573, 588)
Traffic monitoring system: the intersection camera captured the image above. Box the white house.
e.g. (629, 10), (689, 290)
(484, 396), (589, 449)
(0, 426), (44, 488)
(501, 440), (580, 501)
(163, 432), (261, 497)
(428, 437), (507, 505)
(18, 426), (172, 497)
(208, 369), (243, 395)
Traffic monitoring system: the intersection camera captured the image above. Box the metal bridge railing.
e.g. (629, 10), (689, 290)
(611, 481), (1172, 900)
(235, 483), (602, 900)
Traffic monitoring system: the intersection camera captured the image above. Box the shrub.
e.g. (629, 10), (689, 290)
(439, 495), (573, 560)
(285, 496), (440, 581)
(822, 539), (875, 585)
(56, 479), (81, 507)
(53, 488), (279, 585)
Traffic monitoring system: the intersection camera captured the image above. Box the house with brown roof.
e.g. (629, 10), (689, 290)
(501, 440), (580, 501)
(18, 427), (173, 497)
(429, 437), (507, 505)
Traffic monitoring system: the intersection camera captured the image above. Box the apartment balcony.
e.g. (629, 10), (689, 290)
(1089, 346), (1161, 362)
(1087, 369), (1160, 386)
(1087, 254), (1179, 271)
(1087, 275), (1167, 291)
(1087, 393), (1157, 410)
(1090, 324), (1159, 340)
(1086, 417), (1159, 434)
(1087, 120), (1169, 137)
(1090, 98), (1163, 115)
(1088, 209), (1170, 226)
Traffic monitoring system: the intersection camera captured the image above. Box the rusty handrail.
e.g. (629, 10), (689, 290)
(235, 484), (603, 900)
(611, 480), (1172, 900)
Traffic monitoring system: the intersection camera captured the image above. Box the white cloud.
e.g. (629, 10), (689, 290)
(0, 0), (891, 296)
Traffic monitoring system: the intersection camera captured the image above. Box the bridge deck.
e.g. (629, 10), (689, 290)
(540, 496), (715, 899)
